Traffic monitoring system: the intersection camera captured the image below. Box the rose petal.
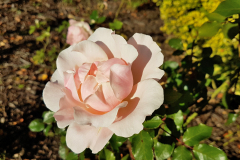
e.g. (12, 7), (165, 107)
(128, 33), (164, 84)
(72, 40), (108, 63)
(110, 64), (133, 100)
(90, 127), (113, 153)
(69, 19), (77, 25)
(84, 82), (121, 112)
(51, 69), (64, 86)
(54, 96), (75, 128)
(88, 28), (121, 59)
(112, 34), (127, 45)
(108, 79), (164, 137)
(96, 71), (109, 84)
(64, 72), (80, 102)
(81, 75), (98, 101)
(74, 101), (127, 127)
(120, 44), (138, 64)
(98, 58), (126, 79)
(42, 82), (65, 112)
(57, 44), (86, 77)
(143, 68), (165, 81)
(66, 122), (113, 154)
(78, 63), (98, 83)
(67, 26), (86, 45)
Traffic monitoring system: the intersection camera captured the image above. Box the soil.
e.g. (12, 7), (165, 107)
(0, 0), (240, 159)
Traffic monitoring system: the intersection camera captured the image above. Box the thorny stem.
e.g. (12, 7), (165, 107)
(127, 140), (135, 160)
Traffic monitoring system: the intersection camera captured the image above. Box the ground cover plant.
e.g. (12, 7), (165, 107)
(1, 0), (240, 160)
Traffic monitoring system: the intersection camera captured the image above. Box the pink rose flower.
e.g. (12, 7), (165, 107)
(43, 28), (164, 153)
(66, 20), (93, 45)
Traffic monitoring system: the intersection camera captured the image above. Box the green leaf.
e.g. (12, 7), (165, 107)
(154, 139), (175, 160)
(66, 152), (78, 160)
(132, 130), (153, 160)
(110, 134), (127, 152)
(222, 22), (238, 39)
(222, 91), (229, 109)
(121, 154), (129, 160)
(43, 124), (52, 136)
(104, 148), (116, 160)
(42, 111), (55, 124)
(90, 10), (98, 20)
(164, 88), (182, 104)
(59, 144), (69, 160)
(169, 91), (193, 114)
(225, 113), (239, 125)
(28, 119), (45, 132)
(163, 61), (179, 70)
(198, 22), (221, 38)
(183, 124), (212, 146)
(172, 146), (192, 160)
(143, 116), (163, 129)
(213, 0), (240, 17)
(36, 35), (45, 42)
(168, 38), (183, 50)
(168, 110), (183, 130)
(193, 144), (228, 160)
(183, 112), (198, 127)
(147, 130), (156, 138)
(61, 135), (66, 145)
(206, 13), (226, 22)
(29, 25), (36, 35)
(97, 16), (106, 24)
(109, 19), (123, 30)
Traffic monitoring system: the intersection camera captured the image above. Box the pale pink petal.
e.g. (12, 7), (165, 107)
(66, 26), (82, 45)
(98, 58), (126, 79)
(64, 72), (80, 102)
(50, 69), (64, 86)
(66, 122), (113, 154)
(120, 44), (138, 64)
(128, 33), (164, 84)
(72, 40), (108, 63)
(108, 79), (164, 137)
(96, 71), (109, 84)
(143, 68), (165, 81)
(112, 34), (127, 45)
(78, 63), (92, 83)
(111, 35), (138, 64)
(69, 19), (77, 25)
(84, 82), (121, 112)
(42, 82), (65, 112)
(54, 88), (87, 128)
(110, 64), (133, 100)
(88, 27), (121, 59)
(88, 63), (98, 76)
(74, 101), (127, 127)
(54, 96), (74, 128)
(81, 75), (98, 101)
(90, 127), (113, 153)
(57, 45), (87, 76)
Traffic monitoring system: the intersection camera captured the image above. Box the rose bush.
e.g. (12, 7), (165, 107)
(66, 20), (93, 45)
(43, 27), (164, 153)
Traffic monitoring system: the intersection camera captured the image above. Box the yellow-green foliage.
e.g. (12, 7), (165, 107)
(153, 0), (238, 60)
